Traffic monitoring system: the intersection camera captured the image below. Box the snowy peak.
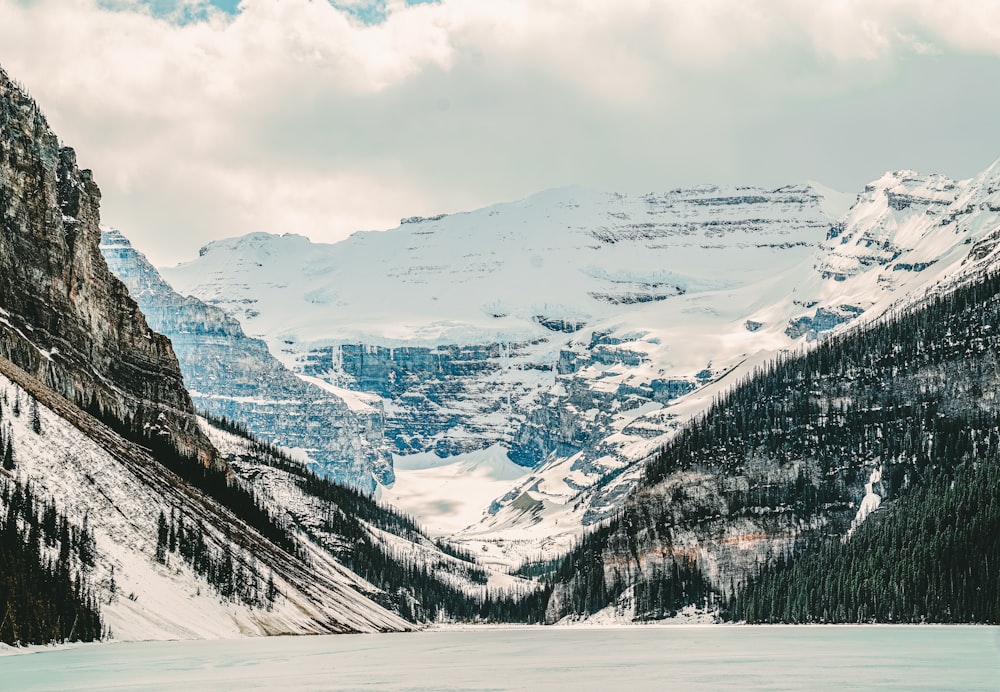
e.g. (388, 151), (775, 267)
(949, 161), (1000, 270)
(196, 231), (314, 260)
(101, 228), (182, 302)
(166, 183), (834, 349)
(817, 171), (960, 283)
(807, 157), (1000, 313)
(869, 169), (958, 207)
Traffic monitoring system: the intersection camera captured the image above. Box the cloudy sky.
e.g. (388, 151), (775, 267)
(1, 0), (999, 265)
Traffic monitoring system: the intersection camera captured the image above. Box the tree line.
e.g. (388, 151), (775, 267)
(731, 455), (1000, 623)
(0, 473), (103, 645)
(217, 416), (552, 623)
(155, 508), (278, 609)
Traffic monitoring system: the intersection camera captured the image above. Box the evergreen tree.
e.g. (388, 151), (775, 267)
(1, 435), (12, 471)
(155, 511), (168, 564)
(29, 399), (41, 435)
(0, 477), (103, 645)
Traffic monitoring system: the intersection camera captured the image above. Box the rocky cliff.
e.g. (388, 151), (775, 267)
(101, 230), (392, 489)
(0, 65), (415, 639)
(0, 68), (212, 462)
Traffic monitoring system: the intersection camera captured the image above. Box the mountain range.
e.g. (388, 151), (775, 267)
(0, 66), (531, 644)
(2, 58), (998, 644)
(149, 161), (999, 570)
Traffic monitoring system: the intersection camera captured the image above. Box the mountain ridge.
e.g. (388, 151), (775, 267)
(101, 229), (393, 489)
(0, 66), (212, 465)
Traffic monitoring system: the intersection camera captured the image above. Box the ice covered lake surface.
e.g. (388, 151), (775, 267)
(3, 626), (999, 690)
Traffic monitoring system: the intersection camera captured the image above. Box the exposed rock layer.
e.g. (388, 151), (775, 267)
(102, 230), (392, 489)
(0, 68), (212, 462)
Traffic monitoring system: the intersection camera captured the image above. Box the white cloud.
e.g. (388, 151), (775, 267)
(1, 0), (999, 264)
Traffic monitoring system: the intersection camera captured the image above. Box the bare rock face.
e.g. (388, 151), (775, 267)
(0, 67), (213, 462)
(102, 229), (393, 490)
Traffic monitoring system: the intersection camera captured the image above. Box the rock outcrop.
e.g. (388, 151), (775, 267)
(0, 68), (212, 462)
(101, 230), (392, 489)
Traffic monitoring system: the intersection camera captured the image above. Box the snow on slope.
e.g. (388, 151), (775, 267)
(0, 361), (409, 640)
(164, 184), (829, 351)
(379, 445), (529, 536)
(100, 229), (393, 490)
(203, 422), (526, 598)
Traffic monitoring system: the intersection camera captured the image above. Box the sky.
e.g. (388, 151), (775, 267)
(1, 0), (999, 265)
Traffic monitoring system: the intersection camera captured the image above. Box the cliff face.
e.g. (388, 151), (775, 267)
(0, 68), (212, 462)
(101, 230), (393, 489)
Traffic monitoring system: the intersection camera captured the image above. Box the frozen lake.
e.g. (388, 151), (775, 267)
(2, 626), (999, 690)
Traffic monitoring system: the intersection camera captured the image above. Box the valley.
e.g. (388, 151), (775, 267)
(1, 51), (999, 651)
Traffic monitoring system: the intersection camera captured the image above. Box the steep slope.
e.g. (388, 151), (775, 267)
(204, 422), (541, 623)
(0, 66), (412, 641)
(100, 230), (392, 490)
(0, 357), (410, 639)
(541, 267), (1000, 623)
(0, 68), (210, 462)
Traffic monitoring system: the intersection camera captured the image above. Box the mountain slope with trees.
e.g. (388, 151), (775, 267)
(0, 66), (415, 643)
(541, 270), (1000, 623)
(204, 416), (548, 624)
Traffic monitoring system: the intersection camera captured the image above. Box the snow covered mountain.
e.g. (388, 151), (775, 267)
(160, 156), (1000, 570)
(161, 184), (849, 556)
(539, 165), (1000, 622)
(101, 229), (393, 490)
(480, 162), (1000, 565)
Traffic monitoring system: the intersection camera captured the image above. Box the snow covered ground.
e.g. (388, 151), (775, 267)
(377, 445), (528, 536)
(3, 626), (998, 690)
(0, 366), (408, 640)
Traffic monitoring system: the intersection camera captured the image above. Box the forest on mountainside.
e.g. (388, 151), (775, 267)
(0, 476), (104, 645)
(211, 414), (551, 624)
(541, 272), (1000, 624)
(0, 409), (103, 645)
(731, 454), (1000, 623)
